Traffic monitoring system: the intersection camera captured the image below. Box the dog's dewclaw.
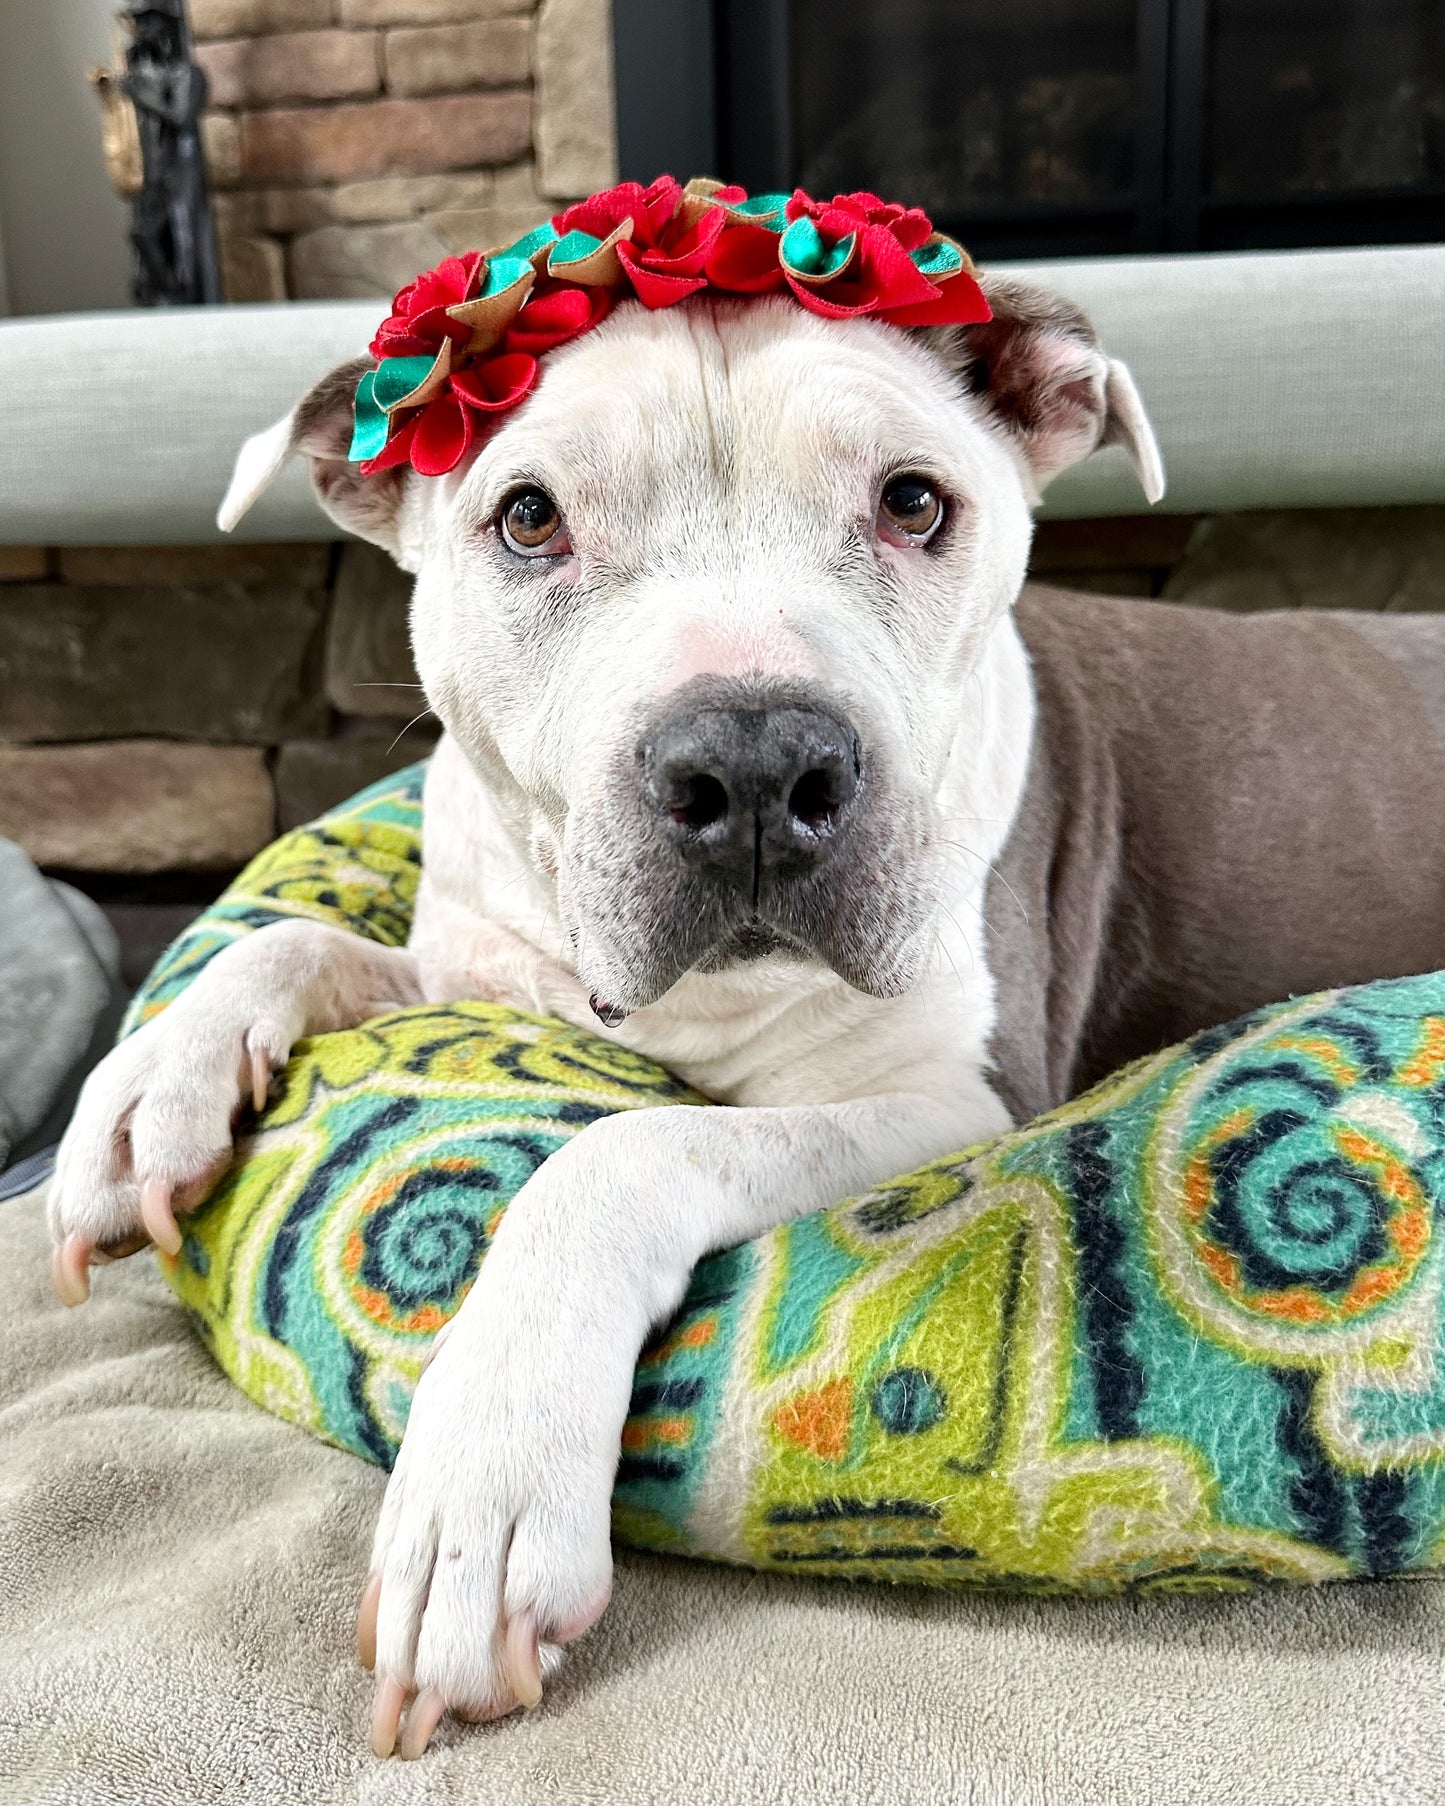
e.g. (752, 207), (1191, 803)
(139, 1178), (183, 1257)
(400, 1687), (447, 1760)
(249, 1043), (270, 1115)
(506, 1612), (543, 1709)
(370, 1676), (409, 1758)
(356, 1574), (381, 1671)
(51, 1234), (92, 1308)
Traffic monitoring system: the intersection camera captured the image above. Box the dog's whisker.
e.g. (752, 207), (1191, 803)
(941, 894), (1002, 942)
(386, 709), (438, 756)
(932, 899), (978, 993)
(930, 929), (967, 1002)
(930, 848), (1007, 932)
(939, 900), (977, 971)
(936, 839), (1030, 927)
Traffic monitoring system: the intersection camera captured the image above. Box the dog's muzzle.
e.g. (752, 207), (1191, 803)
(570, 679), (927, 1012)
(640, 699), (862, 902)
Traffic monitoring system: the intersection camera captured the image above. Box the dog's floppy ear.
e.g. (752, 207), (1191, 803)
(218, 356), (410, 553)
(932, 275), (1164, 504)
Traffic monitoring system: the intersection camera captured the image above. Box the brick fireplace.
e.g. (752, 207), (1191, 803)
(191, 0), (616, 300)
(0, 0), (620, 989)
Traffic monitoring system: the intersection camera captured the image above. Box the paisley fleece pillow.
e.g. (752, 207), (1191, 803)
(131, 765), (1445, 1593)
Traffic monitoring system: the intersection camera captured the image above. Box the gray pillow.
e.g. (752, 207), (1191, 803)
(0, 839), (120, 1174)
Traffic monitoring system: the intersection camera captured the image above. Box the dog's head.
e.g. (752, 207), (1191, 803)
(226, 277), (1160, 1013)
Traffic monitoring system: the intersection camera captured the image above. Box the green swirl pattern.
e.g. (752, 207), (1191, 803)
(139, 767), (1445, 1592)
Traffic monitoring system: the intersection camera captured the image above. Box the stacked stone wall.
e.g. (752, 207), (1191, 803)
(6, 506), (1443, 879)
(0, 541), (430, 873)
(192, 0), (616, 300)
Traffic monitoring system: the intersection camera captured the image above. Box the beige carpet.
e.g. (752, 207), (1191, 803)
(0, 1183), (1440, 1806)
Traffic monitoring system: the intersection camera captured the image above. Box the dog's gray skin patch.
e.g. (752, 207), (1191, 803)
(985, 585), (1445, 1123)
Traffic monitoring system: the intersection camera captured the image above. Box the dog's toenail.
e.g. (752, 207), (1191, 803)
(400, 1687), (447, 1759)
(140, 1178), (183, 1257)
(371, 1676), (408, 1758)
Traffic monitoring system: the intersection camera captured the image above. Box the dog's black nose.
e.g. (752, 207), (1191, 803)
(641, 704), (861, 894)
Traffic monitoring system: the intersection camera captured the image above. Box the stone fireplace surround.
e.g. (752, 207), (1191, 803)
(191, 0), (617, 302)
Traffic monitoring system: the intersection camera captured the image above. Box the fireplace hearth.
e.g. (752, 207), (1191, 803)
(614, 0), (1445, 257)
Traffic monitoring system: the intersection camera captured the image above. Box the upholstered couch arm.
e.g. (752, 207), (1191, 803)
(3, 244), (1444, 546)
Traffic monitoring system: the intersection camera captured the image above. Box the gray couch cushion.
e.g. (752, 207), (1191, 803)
(1, 245), (1442, 545)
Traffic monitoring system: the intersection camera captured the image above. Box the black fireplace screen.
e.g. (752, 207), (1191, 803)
(790, 0), (1143, 255)
(615, 0), (1445, 258)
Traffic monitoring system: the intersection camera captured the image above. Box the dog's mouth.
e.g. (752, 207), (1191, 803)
(697, 920), (792, 967)
(568, 843), (938, 1020)
(576, 895), (822, 1022)
(587, 920), (794, 1026)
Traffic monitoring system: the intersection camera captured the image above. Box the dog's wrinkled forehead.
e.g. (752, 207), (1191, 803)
(456, 297), (992, 541)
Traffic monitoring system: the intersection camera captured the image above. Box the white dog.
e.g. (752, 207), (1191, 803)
(48, 273), (1445, 1758)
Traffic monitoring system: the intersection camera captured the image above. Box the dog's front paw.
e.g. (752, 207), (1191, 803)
(47, 986), (293, 1305)
(359, 1282), (618, 1758)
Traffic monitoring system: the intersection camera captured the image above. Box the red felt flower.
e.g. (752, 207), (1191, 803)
(368, 251), (483, 361)
(787, 189), (933, 252)
(411, 393), (474, 477)
(362, 413), (418, 474)
(775, 190), (942, 320)
(554, 175), (683, 247)
(875, 280), (993, 329)
(554, 175), (730, 308)
(448, 352), (540, 412)
(362, 387), (480, 477)
(361, 272), (614, 477)
(705, 222), (788, 294)
(770, 188), (992, 326)
(504, 281), (612, 357)
(622, 202), (726, 306)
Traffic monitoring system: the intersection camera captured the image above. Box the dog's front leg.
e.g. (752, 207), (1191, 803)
(48, 920), (423, 1302)
(361, 1086), (1000, 1757)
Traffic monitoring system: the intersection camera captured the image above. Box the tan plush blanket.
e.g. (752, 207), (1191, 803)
(0, 1183), (1440, 1806)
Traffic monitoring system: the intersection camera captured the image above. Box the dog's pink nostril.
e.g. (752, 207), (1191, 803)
(590, 994), (630, 1028)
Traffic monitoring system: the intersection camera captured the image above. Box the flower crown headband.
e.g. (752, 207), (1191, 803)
(348, 174), (993, 479)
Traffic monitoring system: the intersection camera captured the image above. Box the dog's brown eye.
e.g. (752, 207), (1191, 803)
(879, 474), (944, 544)
(500, 486), (566, 555)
